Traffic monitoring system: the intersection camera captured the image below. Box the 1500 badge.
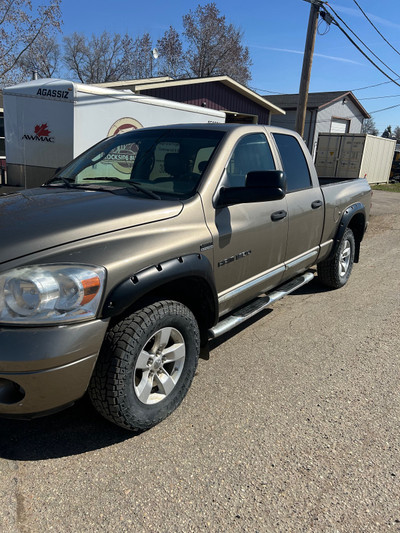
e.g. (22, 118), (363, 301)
(218, 250), (251, 267)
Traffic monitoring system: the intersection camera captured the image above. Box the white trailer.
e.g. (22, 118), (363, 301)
(4, 78), (225, 188)
(314, 133), (396, 185)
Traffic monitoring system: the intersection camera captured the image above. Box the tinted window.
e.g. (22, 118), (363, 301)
(273, 133), (311, 192)
(225, 133), (275, 188)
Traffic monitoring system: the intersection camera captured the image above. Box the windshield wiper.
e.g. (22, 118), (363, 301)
(45, 176), (76, 188)
(126, 181), (161, 200)
(80, 177), (161, 200)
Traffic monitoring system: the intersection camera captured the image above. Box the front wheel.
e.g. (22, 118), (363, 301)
(89, 300), (200, 431)
(317, 227), (355, 289)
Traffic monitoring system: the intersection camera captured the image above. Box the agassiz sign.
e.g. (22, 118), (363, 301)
(22, 123), (55, 143)
(36, 88), (70, 99)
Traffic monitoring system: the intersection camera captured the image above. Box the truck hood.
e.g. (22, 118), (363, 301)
(0, 187), (183, 264)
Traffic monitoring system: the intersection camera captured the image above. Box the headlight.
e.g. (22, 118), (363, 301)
(0, 264), (106, 324)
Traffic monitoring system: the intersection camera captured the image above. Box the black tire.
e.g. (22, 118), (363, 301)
(89, 300), (200, 431)
(317, 227), (355, 289)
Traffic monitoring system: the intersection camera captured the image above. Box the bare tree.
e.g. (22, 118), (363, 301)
(156, 26), (185, 78)
(361, 117), (379, 136)
(57, 4), (253, 86)
(63, 31), (133, 83)
(126, 33), (153, 79)
(393, 125), (400, 142)
(0, 0), (61, 86)
(19, 34), (60, 78)
(182, 2), (252, 85)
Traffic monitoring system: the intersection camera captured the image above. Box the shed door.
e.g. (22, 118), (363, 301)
(330, 118), (350, 134)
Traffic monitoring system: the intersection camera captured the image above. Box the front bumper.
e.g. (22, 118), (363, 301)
(0, 319), (109, 417)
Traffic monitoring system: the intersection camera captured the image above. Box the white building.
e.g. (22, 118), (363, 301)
(265, 91), (370, 157)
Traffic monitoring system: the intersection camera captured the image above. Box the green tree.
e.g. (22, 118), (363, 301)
(381, 125), (393, 138)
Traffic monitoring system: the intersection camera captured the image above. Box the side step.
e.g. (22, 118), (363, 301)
(208, 271), (315, 339)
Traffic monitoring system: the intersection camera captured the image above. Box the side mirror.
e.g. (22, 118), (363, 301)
(216, 170), (286, 208)
(246, 170), (286, 191)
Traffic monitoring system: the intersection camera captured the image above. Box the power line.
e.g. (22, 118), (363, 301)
(358, 94), (400, 101)
(250, 86), (283, 95)
(272, 100), (400, 124)
(352, 0), (400, 58)
(369, 103), (400, 115)
(253, 5), (400, 105)
(324, 4), (400, 90)
(351, 79), (398, 91)
(325, 3), (400, 79)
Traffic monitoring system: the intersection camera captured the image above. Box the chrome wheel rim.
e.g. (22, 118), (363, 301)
(134, 327), (186, 405)
(339, 239), (352, 277)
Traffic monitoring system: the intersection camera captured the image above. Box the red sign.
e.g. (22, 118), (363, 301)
(34, 124), (51, 137)
(22, 123), (54, 143)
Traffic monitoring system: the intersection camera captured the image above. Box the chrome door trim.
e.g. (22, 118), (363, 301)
(285, 248), (319, 269)
(218, 264), (285, 305)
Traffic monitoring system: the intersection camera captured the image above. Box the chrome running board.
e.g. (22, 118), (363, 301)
(208, 271), (315, 339)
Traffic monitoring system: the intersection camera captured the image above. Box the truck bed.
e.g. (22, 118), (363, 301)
(318, 176), (362, 186)
(318, 176), (371, 244)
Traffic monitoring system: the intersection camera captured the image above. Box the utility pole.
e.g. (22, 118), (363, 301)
(295, 0), (322, 137)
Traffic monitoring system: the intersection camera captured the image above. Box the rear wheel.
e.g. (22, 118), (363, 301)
(317, 227), (355, 289)
(89, 300), (200, 431)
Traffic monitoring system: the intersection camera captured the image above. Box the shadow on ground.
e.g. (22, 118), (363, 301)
(0, 396), (136, 461)
(0, 277), (325, 461)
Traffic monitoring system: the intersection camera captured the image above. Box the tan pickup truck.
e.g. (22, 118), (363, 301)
(0, 124), (371, 430)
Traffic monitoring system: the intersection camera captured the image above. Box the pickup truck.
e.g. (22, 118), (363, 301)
(0, 124), (371, 431)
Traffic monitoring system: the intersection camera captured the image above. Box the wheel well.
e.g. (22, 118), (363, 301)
(109, 276), (217, 345)
(347, 212), (365, 262)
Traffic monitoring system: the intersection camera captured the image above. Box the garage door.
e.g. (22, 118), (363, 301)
(330, 118), (350, 133)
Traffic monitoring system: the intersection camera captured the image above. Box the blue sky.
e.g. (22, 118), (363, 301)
(55, 0), (400, 134)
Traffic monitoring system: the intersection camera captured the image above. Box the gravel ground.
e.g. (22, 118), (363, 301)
(0, 190), (399, 533)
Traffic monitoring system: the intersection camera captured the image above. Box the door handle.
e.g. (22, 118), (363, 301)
(311, 200), (323, 209)
(271, 210), (287, 221)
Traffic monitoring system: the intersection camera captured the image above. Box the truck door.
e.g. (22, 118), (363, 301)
(211, 132), (288, 314)
(272, 132), (324, 279)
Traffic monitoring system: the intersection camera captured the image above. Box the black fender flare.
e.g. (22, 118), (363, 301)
(102, 254), (218, 323)
(331, 202), (366, 263)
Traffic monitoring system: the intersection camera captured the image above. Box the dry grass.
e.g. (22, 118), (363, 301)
(371, 182), (400, 192)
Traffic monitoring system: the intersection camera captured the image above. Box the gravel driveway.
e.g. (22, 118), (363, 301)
(0, 190), (399, 533)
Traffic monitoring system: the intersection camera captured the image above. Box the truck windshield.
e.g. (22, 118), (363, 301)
(55, 128), (225, 199)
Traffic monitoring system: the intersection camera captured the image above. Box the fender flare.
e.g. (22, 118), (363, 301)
(102, 253), (218, 322)
(331, 202), (366, 262)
